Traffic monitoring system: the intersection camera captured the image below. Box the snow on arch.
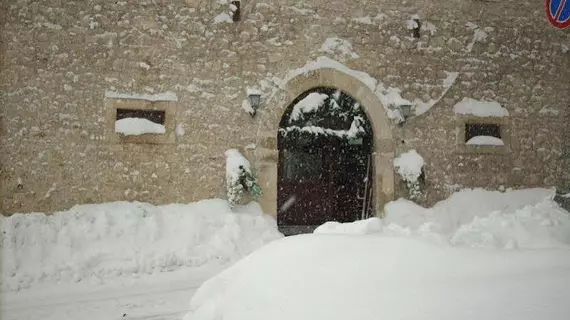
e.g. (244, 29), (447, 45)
(280, 56), (406, 121)
(278, 56), (456, 123)
(281, 56), (378, 92)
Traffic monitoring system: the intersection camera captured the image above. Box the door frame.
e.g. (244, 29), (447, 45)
(253, 66), (395, 222)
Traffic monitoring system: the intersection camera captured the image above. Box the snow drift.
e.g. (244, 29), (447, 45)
(1, 200), (282, 292)
(316, 187), (570, 249)
(185, 188), (570, 320)
(184, 235), (570, 320)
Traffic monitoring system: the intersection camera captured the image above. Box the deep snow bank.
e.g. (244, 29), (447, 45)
(315, 188), (570, 248)
(1, 200), (282, 292)
(184, 235), (570, 320)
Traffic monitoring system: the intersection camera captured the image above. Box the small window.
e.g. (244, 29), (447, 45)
(231, 1), (241, 22)
(116, 108), (165, 125)
(105, 94), (177, 144)
(465, 123), (501, 142)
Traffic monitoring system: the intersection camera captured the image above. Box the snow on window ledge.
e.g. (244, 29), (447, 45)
(453, 98), (508, 117)
(115, 118), (166, 136)
(466, 135), (504, 146)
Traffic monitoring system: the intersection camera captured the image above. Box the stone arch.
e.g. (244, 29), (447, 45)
(254, 67), (395, 218)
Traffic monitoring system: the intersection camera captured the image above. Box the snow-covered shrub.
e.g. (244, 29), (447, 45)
(394, 150), (425, 200)
(225, 149), (262, 208)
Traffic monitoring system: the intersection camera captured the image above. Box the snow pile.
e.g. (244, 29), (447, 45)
(105, 91), (178, 102)
(406, 14), (420, 30)
(318, 37), (359, 60)
(115, 118), (166, 136)
(225, 149), (262, 207)
(466, 135), (504, 146)
(314, 218), (383, 235)
(289, 92), (329, 121)
(319, 188), (570, 249)
(225, 149), (251, 184)
(393, 150), (424, 182)
(213, 13), (232, 24)
(184, 233), (570, 320)
(453, 97), (508, 117)
(175, 123), (186, 136)
(1, 200), (282, 292)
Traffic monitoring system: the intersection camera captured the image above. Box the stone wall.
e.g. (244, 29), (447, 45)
(1, 0), (568, 215)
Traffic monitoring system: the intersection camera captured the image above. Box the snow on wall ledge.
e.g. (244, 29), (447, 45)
(0, 200), (282, 292)
(453, 97), (508, 117)
(105, 91), (178, 102)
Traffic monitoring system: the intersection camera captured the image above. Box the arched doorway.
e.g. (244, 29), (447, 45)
(277, 87), (374, 234)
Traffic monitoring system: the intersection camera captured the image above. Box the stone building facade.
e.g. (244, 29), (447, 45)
(1, 0), (569, 217)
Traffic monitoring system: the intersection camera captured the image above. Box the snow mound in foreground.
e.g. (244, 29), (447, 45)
(184, 235), (570, 320)
(315, 188), (570, 248)
(1, 200), (282, 292)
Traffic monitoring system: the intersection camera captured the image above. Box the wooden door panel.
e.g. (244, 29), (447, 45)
(278, 140), (373, 227)
(278, 148), (333, 226)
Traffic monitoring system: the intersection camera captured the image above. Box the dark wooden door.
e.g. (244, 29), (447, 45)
(277, 137), (373, 228)
(278, 145), (334, 226)
(332, 143), (373, 222)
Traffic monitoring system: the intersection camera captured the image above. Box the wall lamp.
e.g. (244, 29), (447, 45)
(248, 93), (261, 118)
(398, 104), (413, 125)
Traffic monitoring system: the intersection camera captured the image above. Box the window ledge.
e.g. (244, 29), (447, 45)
(455, 144), (511, 155)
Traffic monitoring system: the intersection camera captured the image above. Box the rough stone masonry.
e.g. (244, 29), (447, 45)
(0, 0), (568, 216)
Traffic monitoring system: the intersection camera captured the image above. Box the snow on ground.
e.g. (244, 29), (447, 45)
(3, 265), (219, 320)
(115, 117), (166, 135)
(184, 235), (570, 320)
(1, 200), (282, 292)
(4, 188), (570, 320)
(185, 188), (570, 320)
